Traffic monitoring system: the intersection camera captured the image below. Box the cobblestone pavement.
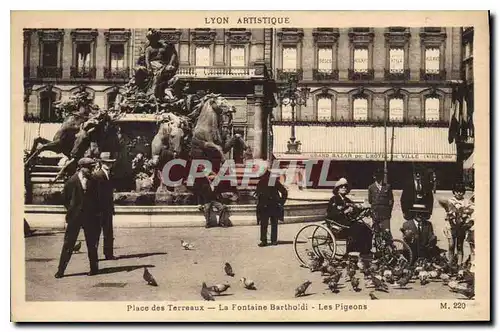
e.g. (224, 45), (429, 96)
(25, 192), (472, 301)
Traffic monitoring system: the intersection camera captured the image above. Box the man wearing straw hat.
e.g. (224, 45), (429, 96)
(95, 152), (117, 260)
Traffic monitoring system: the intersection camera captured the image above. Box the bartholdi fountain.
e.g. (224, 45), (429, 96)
(24, 29), (329, 228)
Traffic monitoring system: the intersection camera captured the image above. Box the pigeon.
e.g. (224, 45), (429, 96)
(351, 276), (360, 292)
(211, 283), (230, 295)
(369, 291), (379, 300)
(440, 273), (451, 285)
(181, 240), (194, 250)
(323, 276), (335, 284)
(143, 267), (158, 286)
(73, 241), (82, 253)
(346, 268), (356, 281)
(328, 280), (339, 293)
(295, 280), (312, 297)
(201, 282), (215, 301)
(240, 277), (256, 290)
(371, 275), (389, 292)
(396, 274), (411, 289)
(419, 271), (430, 285)
(224, 262), (235, 277)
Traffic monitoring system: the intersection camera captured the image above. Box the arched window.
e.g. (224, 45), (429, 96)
(281, 104), (292, 121)
(39, 90), (57, 122)
(389, 98), (404, 122)
(353, 97), (368, 121)
(425, 97), (440, 121)
(317, 97), (332, 121)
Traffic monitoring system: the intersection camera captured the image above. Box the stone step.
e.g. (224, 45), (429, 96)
(32, 165), (62, 172)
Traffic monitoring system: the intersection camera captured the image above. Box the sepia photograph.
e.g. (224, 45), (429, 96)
(11, 11), (490, 322)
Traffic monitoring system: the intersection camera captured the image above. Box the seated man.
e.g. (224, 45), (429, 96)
(401, 209), (438, 264)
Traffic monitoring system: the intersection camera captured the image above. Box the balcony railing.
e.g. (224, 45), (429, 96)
(70, 66), (96, 79)
(313, 69), (339, 81)
(384, 69), (410, 81)
(37, 66), (62, 79)
(420, 69), (447, 81)
(348, 69), (374, 81)
(276, 69), (303, 81)
(104, 67), (130, 80)
(176, 66), (258, 78)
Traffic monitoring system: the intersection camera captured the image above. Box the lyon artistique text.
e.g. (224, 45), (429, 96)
(204, 16), (291, 25)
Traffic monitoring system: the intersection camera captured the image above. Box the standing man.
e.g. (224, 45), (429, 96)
(368, 169), (394, 233)
(95, 152), (117, 260)
(55, 158), (99, 278)
(255, 169), (288, 247)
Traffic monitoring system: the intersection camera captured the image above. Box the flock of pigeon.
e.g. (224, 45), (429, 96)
(298, 249), (475, 300)
(140, 239), (256, 301)
(135, 238), (475, 301)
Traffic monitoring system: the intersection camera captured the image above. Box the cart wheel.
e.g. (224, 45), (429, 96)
(334, 239), (347, 259)
(294, 223), (336, 267)
(391, 239), (413, 265)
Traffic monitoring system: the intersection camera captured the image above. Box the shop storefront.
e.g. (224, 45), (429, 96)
(272, 124), (458, 190)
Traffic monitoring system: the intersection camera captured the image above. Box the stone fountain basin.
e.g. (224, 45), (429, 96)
(24, 199), (329, 229)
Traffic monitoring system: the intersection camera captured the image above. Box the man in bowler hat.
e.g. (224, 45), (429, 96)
(368, 169), (394, 232)
(55, 158), (100, 278)
(95, 152), (117, 260)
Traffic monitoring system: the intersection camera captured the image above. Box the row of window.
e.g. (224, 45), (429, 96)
(278, 96), (441, 122)
(282, 46), (443, 76)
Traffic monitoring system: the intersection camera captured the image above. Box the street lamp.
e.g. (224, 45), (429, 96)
(279, 73), (310, 154)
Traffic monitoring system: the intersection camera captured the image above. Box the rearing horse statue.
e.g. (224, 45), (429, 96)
(190, 94), (247, 173)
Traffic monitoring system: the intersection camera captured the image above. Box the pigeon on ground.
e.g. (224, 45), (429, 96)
(440, 273), (451, 285)
(323, 276), (335, 284)
(143, 267), (158, 286)
(295, 280), (312, 297)
(396, 274), (411, 289)
(328, 280), (339, 293)
(419, 271), (430, 285)
(73, 241), (82, 253)
(371, 275), (389, 292)
(351, 276), (360, 292)
(369, 291), (379, 300)
(211, 283), (230, 295)
(451, 286), (475, 300)
(240, 277), (256, 290)
(181, 240), (194, 250)
(224, 262), (235, 277)
(346, 268), (356, 281)
(201, 282), (215, 301)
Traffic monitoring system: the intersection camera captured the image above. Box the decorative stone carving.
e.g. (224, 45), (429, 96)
(312, 28), (339, 45)
(225, 29), (251, 44)
(277, 28), (304, 44)
(104, 29), (131, 42)
(191, 28), (216, 44)
(158, 29), (182, 43)
(37, 29), (64, 42)
(70, 29), (98, 42)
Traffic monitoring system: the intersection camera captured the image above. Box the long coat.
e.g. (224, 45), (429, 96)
(400, 177), (434, 220)
(255, 176), (288, 223)
(93, 169), (115, 215)
(368, 182), (394, 220)
(401, 219), (437, 260)
(62, 173), (98, 226)
(326, 193), (354, 227)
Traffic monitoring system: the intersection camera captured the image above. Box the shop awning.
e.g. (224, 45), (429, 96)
(272, 125), (457, 162)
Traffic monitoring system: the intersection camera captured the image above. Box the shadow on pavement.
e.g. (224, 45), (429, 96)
(25, 231), (65, 238)
(64, 264), (155, 277)
(106, 252), (168, 261)
(275, 240), (294, 245)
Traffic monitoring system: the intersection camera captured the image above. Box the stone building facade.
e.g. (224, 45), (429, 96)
(23, 28), (276, 160)
(270, 27), (465, 189)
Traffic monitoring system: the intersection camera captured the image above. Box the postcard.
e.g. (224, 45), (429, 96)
(12, 10), (490, 322)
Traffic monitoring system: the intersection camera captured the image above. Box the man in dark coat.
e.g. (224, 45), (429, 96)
(55, 158), (100, 278)
(94, 152), (117, 260)
(368, 169), (394, 232)
(401, 167), (434, 220)
(401, 212), (438, 263)
(255, 169), (288, 247)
